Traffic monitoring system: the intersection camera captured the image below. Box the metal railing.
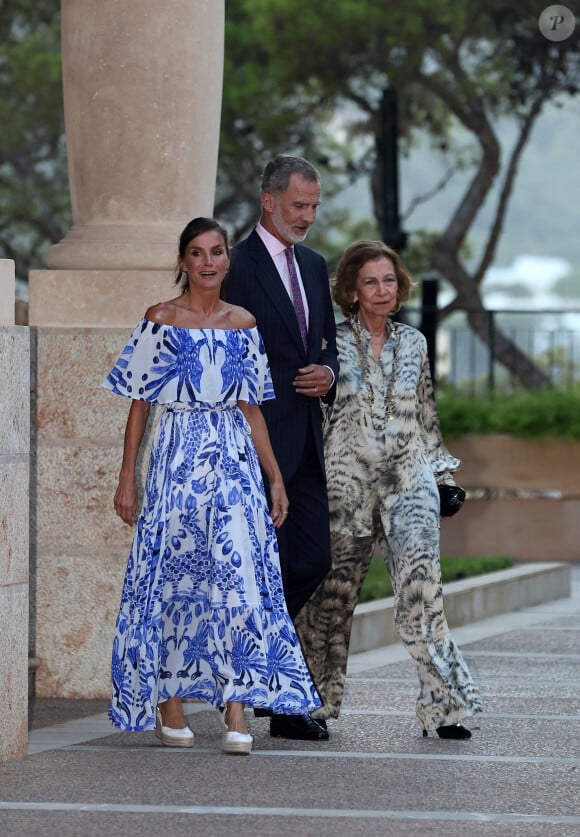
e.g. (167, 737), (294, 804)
(403, 297), (580, 395)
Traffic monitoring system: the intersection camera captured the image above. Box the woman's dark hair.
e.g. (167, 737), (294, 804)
(332, 240), (415, 318)
(175, 217), (230, 292)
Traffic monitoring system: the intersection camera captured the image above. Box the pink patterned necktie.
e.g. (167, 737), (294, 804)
(284, 247), (308, 349)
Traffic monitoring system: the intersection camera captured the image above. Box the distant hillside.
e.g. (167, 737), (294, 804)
(339, 99), (580, 270)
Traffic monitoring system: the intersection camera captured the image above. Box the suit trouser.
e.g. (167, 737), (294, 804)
(294, 526), (482, 730)
(270, 426), (331, 620)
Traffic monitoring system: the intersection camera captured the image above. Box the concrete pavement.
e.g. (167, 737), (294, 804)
(1, 563), (579, 836)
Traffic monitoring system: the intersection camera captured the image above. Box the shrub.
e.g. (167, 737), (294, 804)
(358, 554), (512, 603)
(436, 388), (580, 440)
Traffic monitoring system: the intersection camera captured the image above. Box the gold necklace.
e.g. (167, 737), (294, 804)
(351, 316), (398, 430)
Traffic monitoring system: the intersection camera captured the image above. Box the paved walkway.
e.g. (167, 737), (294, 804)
(1, 564), (579, 836)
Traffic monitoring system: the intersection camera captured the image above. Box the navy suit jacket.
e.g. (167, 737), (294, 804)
(226, 229), (338, 482)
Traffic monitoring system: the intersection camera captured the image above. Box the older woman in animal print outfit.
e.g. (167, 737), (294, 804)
(294, 240), (482, 739)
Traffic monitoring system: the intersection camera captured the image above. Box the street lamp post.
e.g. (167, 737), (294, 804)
(377, 87), (407, 253)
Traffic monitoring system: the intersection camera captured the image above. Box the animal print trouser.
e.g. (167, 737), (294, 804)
(294, 529), (483, 731)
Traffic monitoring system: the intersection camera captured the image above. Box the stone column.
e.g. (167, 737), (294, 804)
(47, 0), (223, 273)
(0, 260), (29, 761)
(28, 0), (224, 698)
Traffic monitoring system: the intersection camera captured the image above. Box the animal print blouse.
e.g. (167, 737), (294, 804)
(322, 319), (461, 538)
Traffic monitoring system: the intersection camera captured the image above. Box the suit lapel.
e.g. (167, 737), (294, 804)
(248, 232), (308, 354)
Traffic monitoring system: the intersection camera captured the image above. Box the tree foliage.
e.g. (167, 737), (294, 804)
(0, 1), (69, 283)
(219, 0), (580, 387)
(216, 1), (349, 243)
(3, 1), (579, 390)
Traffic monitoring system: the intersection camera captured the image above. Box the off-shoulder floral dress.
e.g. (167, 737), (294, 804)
(102, 319), (321, 731)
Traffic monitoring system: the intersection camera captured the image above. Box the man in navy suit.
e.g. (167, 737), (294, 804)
(226, 155), (338, 741)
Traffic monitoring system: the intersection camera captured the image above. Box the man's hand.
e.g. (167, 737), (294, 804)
(293, 364), (333, 398)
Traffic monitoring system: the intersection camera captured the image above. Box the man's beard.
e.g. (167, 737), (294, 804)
(271, 206), (309, 244)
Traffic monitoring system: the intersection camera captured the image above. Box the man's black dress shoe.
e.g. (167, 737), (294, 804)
(270, 713), (329, 741)
(423, 724), (471, 740)
(253, 708), (273, 718)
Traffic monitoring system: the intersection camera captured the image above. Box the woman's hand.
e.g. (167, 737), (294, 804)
(237, 401), (289, 528)
(114, 476), (138, 525)
(269, 477), (289, 529)
(113, 400), (150, 526)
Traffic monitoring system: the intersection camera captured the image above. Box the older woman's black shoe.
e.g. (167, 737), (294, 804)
(423, 724), (471, 739)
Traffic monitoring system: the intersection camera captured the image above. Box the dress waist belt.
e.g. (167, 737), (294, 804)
(164, 403), (237, 413)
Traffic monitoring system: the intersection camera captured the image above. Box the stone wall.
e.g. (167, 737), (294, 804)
(28, 273), (174, 698)
(440, 434), (580, 561)
(30, 321), (161, 698)
(0, 260), (30, 761)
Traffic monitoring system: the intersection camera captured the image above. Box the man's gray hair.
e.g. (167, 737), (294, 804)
(260, 154), (321, 195)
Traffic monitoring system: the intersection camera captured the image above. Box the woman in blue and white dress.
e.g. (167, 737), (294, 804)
(102, 217), (321, 755)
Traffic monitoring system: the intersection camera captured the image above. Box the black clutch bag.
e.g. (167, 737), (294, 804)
(438, 484), (466, 517)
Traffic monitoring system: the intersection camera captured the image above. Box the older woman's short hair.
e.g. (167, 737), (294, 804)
(332, 240), (415, 318)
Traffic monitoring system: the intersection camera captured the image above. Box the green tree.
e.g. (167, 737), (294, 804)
(216, 1), (348, 240)
(4, 0), (579, 391)
(219, 0), (580, 388)
(0, 1), (69, 284)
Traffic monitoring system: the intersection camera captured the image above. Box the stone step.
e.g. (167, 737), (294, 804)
(350, 561), (571, 654)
